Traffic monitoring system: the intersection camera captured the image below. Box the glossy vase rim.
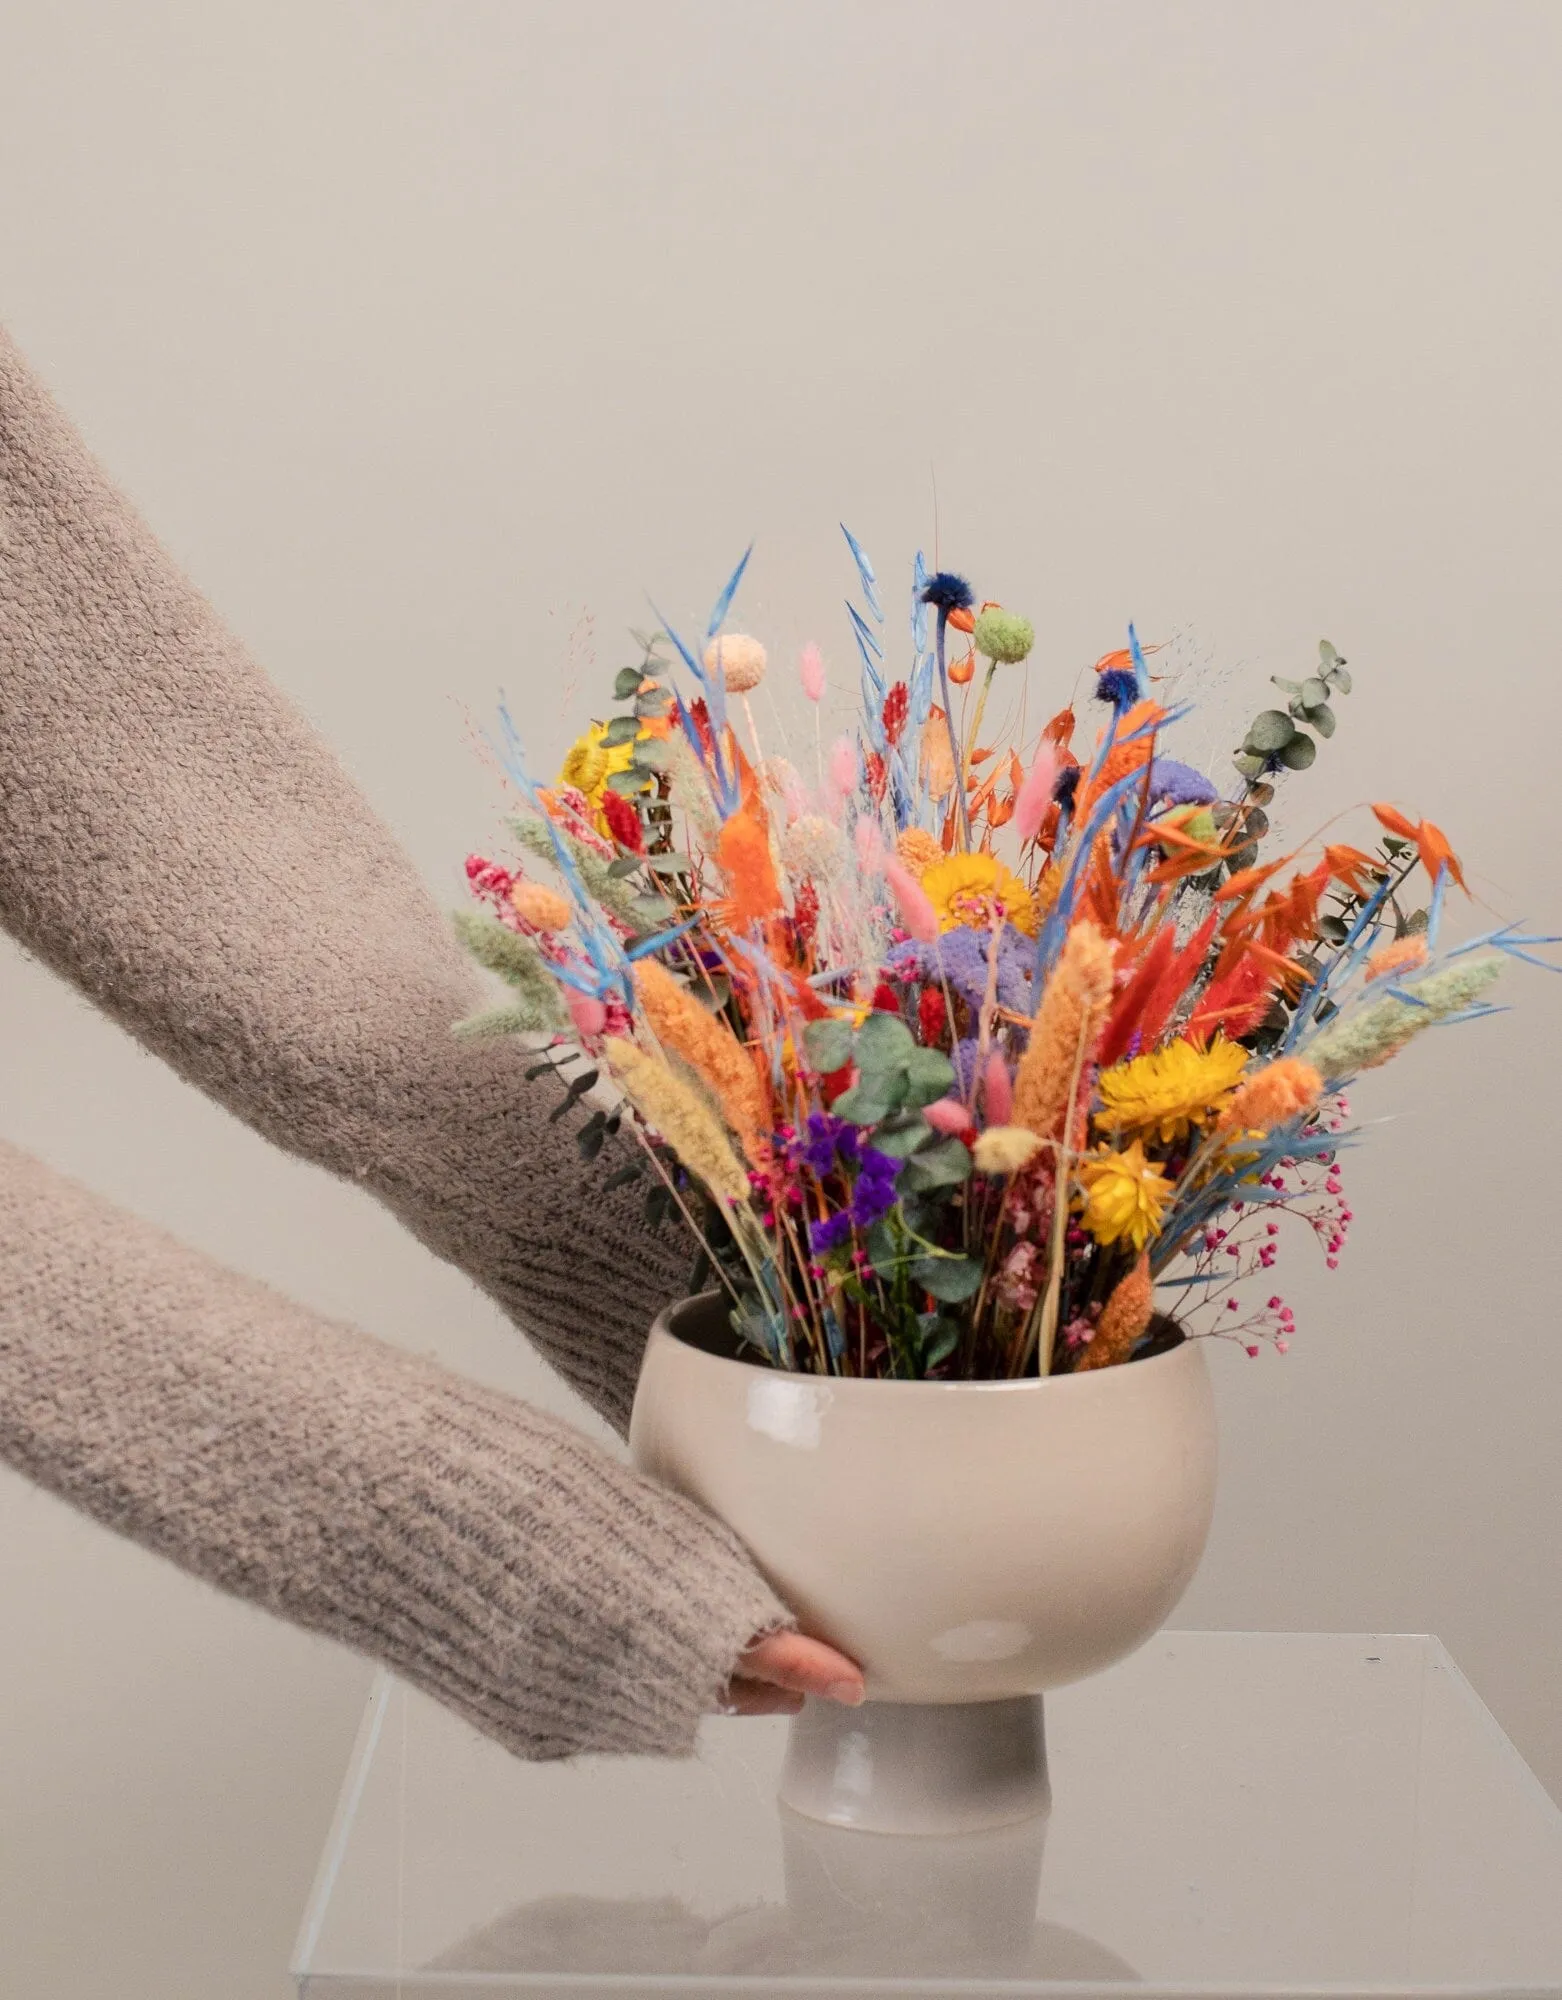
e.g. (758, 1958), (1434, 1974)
(650, 1291), (1194, 1397)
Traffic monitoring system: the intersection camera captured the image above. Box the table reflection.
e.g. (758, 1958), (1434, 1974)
(428, 1802), (1139, 1982)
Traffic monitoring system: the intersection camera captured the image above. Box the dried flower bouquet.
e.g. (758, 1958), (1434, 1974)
(458, 536), (1552, 1380)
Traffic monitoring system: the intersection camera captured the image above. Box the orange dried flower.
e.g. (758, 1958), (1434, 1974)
(1076, 1254), (1154, 1372)
(1364, 935), (1431, 984)
(632, 958), (770, 1163)
(1013, 921), (1117, 1147)
(1215, 1057), (1323, 1137)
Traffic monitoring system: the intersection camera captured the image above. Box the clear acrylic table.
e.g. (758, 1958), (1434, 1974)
(293, 1633), (1562, 1998)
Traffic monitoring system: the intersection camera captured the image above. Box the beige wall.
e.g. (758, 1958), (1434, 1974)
(2, 3), (1560, 1993)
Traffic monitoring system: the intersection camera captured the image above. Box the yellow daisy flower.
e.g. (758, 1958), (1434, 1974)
(1094, 1035), (1249, 1146)
(920, 851), (1037, 936)
(1077, 1140), (1174, 1253)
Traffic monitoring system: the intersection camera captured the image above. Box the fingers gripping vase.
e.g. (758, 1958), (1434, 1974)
(629, 1295), (1218, 1835)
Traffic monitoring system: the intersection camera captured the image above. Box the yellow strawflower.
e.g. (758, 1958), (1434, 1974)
(1095, 1035), (1250, 1145)
(920, 851), (1037, 936)
(558, 722), (649, 831)
(1078, 1141), (1174, 1253)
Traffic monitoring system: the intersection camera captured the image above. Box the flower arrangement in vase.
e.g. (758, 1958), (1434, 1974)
(456, 535), (1552, 1829)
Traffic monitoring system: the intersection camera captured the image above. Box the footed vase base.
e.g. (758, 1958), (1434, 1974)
(778, 1692), (1050, 1835)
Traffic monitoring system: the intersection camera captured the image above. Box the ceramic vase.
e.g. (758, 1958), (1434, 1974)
(629, 1293), (1218, 1833)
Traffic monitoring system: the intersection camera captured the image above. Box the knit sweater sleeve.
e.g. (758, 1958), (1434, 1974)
(0, 325), (793, 1757)
(0, 1140), (788, 1758)
(0, 322), (680, 1435)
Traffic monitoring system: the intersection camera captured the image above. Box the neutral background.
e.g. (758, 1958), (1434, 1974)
(2, 3), (1560, 1994)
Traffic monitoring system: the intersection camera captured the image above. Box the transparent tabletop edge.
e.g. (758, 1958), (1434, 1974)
(292, 1671), (394, 1977)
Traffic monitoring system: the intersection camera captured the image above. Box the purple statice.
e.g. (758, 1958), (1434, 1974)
(851, 1149), (900, 1229)
(790, 1111), (864, 1177)
(807, 1147), (901, 1254)
(887, 925), (1034, 1015)
(809, 1211), (855, 1254)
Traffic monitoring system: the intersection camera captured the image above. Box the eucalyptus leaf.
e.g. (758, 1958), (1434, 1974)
(910, 1255), (984, 1303)
(831, 1080), (896, 1126)
(632, 737), (672, 774)
(866, 1217), (901, 1274)
(1246, 709), (1297, 754)
(1308, 702), (1337, 738)
(1328, 666), (1353, 694)
(1248, 781), (1276, 806)
(870, 1112), (933, 1159)
(630, 893), (675, 925)
(901, 1137), (974, 1192)
(1240, 806), (1270, 839)
(1300, 677), (1329, 708)
(605, 768), (651, 796)
(855, 1009), (915, 1069)
(901, 1047), (956, 1108)
(602, 714), (641, 747)
(1233, 750), (1266, 780)
(1278, 731), (1317, 770)
(613, 665), (646, 699)
(802, 1018), (856, 1073)
(634, 689), (673, 719)
(1316, 914), (1350, 944)
(606, 856), (643, 878)
(920, 1319), (962, 1367)
(1226, 844), (1259, 875)
(1270, 676), (1302, 695)
(1319, 639), (1342, 668)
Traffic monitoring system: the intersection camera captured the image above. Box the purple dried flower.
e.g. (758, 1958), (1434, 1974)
(887, 925), (1034, 1015)
(1146, 758), (1219, 806)
(808, 1211), (855, 1254)
(850, 1149), (900, 1229)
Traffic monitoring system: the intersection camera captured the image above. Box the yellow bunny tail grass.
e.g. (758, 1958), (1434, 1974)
(632, 959), (770, 1163)
(602, 1037), (751, 1206)
(1012, 921), (1117, 1146)
(1077, 1254), (1154, 1372)
(1215, 1056), (1324, 1137)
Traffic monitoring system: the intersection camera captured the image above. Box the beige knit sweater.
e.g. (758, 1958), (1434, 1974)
(0, 327), (788, 1760)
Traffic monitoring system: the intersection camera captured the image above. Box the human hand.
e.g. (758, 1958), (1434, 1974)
(718, 1629), (865, 1717)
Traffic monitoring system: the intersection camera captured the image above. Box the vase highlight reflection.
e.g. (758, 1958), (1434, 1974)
(630, 1293), (1218, 1833)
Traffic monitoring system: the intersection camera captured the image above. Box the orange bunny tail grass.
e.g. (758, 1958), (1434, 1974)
(631, 958), (771, 1163)
(1215, 1056), (1324, 1138)
(1012, 921), (1117, 1147)
(1077, 1254), (1154, 1371)
(1363, 935), (1430, 984)
(603, 1037), (751, 1206)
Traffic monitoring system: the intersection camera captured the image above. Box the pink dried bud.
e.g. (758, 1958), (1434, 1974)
(883, 858), (939, 942)
(924, 1097), (974, 1136)
(1014, 743), (1058, 845)
(799, 641), (827, 703)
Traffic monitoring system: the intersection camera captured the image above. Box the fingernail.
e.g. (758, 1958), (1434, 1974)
(825, 1680), (866, 1706)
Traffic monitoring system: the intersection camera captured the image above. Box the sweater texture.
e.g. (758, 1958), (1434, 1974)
(0, 326), (789, 1759)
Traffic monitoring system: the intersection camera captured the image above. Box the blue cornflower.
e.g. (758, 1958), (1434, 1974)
(919, 570), (975, 613)
(1095, 667), (1140, 710)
